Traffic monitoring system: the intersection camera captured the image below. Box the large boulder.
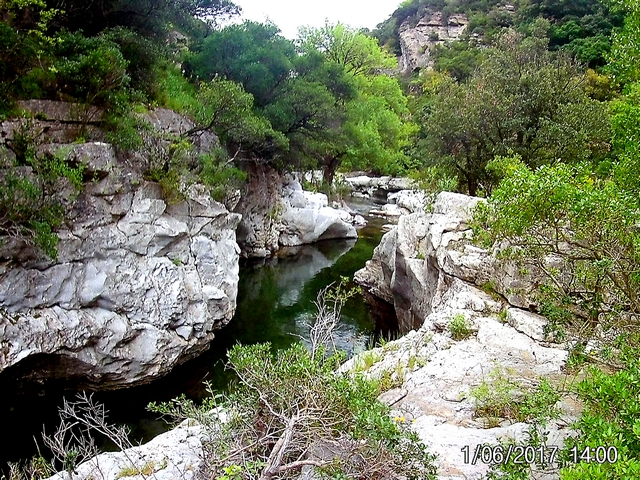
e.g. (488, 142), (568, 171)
(235, 169), (358, 258)
(0, 143), (241, 388)
(355, 192), (550, 330)
(279, 178), (357, 246)
(343, 175), (416, 199)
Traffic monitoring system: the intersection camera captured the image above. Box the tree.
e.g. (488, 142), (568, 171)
(298, 22), (397, 75)
(339, 74), (416, 178)
(420, 27), (611, 195)
(607, 0), (640, 87)
(189, 77), (287, 156)
(43, 0), (240, 38)
(186, 21), (296, 108)
(297, 23), (414, 182)
(475, 156), (640, 336)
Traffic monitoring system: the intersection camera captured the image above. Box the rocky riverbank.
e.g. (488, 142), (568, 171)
(351, 192), (577, 479)
(0, 144), (242, 388)
(235, 168), (360, 258)
(0, 101), (362, 390)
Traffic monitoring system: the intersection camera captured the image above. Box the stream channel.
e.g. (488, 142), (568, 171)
(0, 201), (396, 472)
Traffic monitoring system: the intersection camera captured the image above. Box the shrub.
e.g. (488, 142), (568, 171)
(198, 150), (247, 202)
(559, 341), (640, 478)
(471, 368), (561, 427)
(473, 155), (640, 364)
(150, 342), (438, 480)
(50, 31), (130, 106)
(448, 313), (473, 341)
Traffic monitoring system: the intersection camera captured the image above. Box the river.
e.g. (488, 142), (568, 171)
(0, 205), (393, 471)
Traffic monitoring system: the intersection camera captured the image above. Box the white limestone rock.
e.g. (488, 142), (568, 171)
(506, 308), (549, 342)
(398, 12), (469, 73)
(45, 419), (206, 480)
(355, 191), (549, 330)
(0, 144), (241, 388)
(344, 280), (572, 480)
(387, 189), (430, 213)
(279, 177), (357, 246)
(351, 190), (578, 478)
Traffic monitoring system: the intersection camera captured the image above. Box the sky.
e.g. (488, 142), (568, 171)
(230, 0), (402, 39)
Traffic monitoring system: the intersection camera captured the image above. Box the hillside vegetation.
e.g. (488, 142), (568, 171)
(373, 0), (623, 69)
(0, 0), (414, 255)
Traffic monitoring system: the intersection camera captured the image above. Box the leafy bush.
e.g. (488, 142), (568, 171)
(51, 30), (130, 106)
(103, 27), (168, 103)
(448, 313), (472, 340)
(559, 342), (640, 478)
(155, 65), (200, 114)
(198, 150), (247, 202)
(150, 342), (438, 479)
(473, 155), (640, 355)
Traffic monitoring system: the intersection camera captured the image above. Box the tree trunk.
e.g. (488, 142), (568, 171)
(322, 156), (341, 187)
(467, 176), (478, 197)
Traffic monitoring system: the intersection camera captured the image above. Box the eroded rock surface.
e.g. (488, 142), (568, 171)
(352, 192), (578, 479)
(0, 142), (241, 388)
(235, 169), (358, 257)
(399, 12), (468, 73)
(355, 192), (548, 330)
(45, 419), (207, 480)
(279, 177), (357, 246)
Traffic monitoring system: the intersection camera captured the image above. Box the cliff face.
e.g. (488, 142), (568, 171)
(398, 12), (468, 73)
(0, 101), (363, 387)
(0, 103), (241, 389)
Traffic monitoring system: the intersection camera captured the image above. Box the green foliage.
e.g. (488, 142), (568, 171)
(104, 27), (168, 102)
(0, 0), (238, 109)
(448, 313), (472, 341)
(559, 343), (640, 478)
(155, 65), (200, 114)
(474, 156), (640, 341)
(295, 24), (416, 180)
(193, 77), (287, 152)
(103, 107), (145, 152)
(607, 0), (640, 87)
(50, 31), (130, 106)
(30, 0), (239, 39)
(409, 166), (456, 194)
(198, 150), (247, 202)
(339, 74), (417, 176)
(0, 123), (84, 258)
(298, 22), (397, 75)
(417, 29), (610, 195)
(432, 40), (484, 82)
(353, 350), (382, 371)
(186, 21), (296, 108)
(471, 368), (561, 427)
(150, 342), (437, 479)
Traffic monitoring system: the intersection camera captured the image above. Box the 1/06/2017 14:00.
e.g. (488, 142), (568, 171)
(461, 444), (619, 466)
